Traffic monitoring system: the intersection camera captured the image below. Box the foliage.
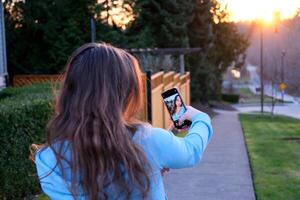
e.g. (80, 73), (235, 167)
(188, 0), (249, 102)
(4, 0), (94, 75)
(0, 84), (53, 199)
(221, 93), (240, 103)
(134, 0), (193, 48)
(4, 0), (249, 102)
(240, 114), (300, 200)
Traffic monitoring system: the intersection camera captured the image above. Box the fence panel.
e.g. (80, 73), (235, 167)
(12, 71), (190, 129)
(186, 72), (190, 105)
(141, 73), (148, 121)
(13, 74), (62, 87)
(151, 72), (164, 128)
(163, 71), (175, 129)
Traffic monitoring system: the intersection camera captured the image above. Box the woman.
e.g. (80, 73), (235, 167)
(35, 43), (213, 200)
(170, 95), (186, 121)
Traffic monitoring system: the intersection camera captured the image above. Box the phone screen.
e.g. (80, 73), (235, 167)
(162, 88), (188, 125)
(164, 93), (187, 122)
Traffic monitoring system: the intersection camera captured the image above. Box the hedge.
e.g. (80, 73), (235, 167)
(221, 93), (240, 103)
(0, 84), (54, 199)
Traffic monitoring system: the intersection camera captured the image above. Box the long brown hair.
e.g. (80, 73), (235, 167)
(43, 43), (151, 199)
(171, 95), (181, 115)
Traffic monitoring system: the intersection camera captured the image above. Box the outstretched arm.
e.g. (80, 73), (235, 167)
(150, 106), (213, 169)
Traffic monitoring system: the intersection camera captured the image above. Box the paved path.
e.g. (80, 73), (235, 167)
(164, 110), (256, 200)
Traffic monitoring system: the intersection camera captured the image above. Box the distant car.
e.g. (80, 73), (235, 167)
(256, 87), (261, 92)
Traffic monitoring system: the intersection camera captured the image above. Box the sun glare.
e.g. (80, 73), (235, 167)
(218, 0), (300, 23)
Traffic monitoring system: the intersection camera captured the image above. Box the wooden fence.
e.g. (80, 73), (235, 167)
(13, 74), (62, 87)
(13, 72), (190, 129)
(149, 71), (190, 129)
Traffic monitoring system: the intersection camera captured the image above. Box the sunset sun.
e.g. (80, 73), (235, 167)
(218, 0), (300, 22)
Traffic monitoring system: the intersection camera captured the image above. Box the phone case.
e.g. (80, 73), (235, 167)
(161, 88), (192, 129)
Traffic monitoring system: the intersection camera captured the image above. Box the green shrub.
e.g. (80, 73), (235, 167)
(0, 84), (54, 199)
(0, 89), (14, 100)
(0, 83), (53, 102)
(221, 93), (240, 103)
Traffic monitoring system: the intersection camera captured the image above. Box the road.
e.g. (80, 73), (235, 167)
(246, 64), (299, 104)
(234, 64), (300, 119)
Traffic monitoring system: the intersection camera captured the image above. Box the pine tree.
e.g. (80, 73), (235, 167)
(187, 0), (216, 102)
(134, 0), (193, 48)
(187, 0), (248, 102)
(5, 0), (94, 75)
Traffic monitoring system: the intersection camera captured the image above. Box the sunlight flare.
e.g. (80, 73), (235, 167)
(218, 0), (300, 22)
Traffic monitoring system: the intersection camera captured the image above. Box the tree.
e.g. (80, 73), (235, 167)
(5, 0), (93, 76)
(187, 0), (248, 102)
(133, 0), (193, 48)
(186, 0), (215, 102)
(4, 0), (249, 103)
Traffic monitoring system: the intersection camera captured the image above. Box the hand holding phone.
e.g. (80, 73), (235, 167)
(161, 88), (192, 129)
(178, 106), (204, 124)
(169, 106), (204, 132)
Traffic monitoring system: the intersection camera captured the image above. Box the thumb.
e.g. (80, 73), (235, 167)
(178, 112), (188, 124)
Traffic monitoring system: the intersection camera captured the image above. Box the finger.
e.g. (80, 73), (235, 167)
(168, 123), (174, 131)
(176, 126), (189, 133)
(160, 168), (170, 176)
(178, 114), (187, 125)
(181, 126), (189, 132)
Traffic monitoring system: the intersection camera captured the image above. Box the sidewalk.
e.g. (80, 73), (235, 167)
(164, 110), (256, 200)
(234, 104), (300, 119)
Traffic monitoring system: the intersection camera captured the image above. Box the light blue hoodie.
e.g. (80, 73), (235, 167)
(35, 112), (213, 200)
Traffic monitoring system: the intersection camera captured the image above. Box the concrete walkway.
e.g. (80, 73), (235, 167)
(234, 104), (300, 119)
(164, 110), (256, 200)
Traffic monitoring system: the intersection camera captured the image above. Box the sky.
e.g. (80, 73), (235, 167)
(218, 0), (300, 22)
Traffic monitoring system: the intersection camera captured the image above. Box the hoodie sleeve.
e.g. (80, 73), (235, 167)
(35, 147), (85, 200)
(149, 112), (213, 169)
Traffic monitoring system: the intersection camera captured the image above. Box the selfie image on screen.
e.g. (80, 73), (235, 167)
(164, 94), (186, 121)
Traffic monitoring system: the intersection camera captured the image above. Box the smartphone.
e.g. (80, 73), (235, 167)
(161, 88), (192, 129)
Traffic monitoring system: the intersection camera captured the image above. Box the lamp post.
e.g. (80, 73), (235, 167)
(260, 23), (264, 113)
(0, 1), (8, 87)
(281, 50), (286, 102)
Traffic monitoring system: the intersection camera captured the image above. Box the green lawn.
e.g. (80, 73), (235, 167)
(239, 88), (275, 104)
(239, 114), (300, 200)
(34, 194), (49, 200)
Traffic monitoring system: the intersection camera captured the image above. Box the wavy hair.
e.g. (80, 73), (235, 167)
(170, 95), (181, 115)
(42, 43), (151, 200)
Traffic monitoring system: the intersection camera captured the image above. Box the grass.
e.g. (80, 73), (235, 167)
(33, 194), (49, 200)
(239, 88), (294, 104)
(239, 88), (274, 104)
(239, 114), (300, 200)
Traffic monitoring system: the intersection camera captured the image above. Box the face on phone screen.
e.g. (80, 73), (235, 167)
(163, 93), (187, 122)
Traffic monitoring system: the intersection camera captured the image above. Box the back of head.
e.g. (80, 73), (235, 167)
(46, 43), (150, 200)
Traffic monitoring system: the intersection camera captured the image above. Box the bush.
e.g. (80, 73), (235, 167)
(0, 84), (54, 199)
(221, 93), (240, 103)
(0, 83), (53, 102)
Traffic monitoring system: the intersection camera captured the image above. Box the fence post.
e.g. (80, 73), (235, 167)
(180, 54), (185, 75)
(90, 17), (96, 42)
(146, 70), (152, 123)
